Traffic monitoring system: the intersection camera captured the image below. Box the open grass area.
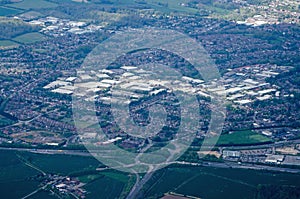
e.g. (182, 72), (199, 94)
(0, 6), (21, 16)
(139, 0), (229, 15)
(0, 39), (17, 46)
(18, 11), (43, 20)
(145, 0), (198, 14)
(219, 130), (272, 146)
(12, 131), (65, 145)
(8, 0), (57, 10)
(0, 39), (18, 48)
(12, 32), (47, 44)
(205, 130), (273, 146)
(91, 0), (198, 14)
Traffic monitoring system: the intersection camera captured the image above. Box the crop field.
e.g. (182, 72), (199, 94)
(0, 150), (129, 198)
(101, 171), (129, 183)
(0, 180), (40, 199)
(0, 40), (18, 48)
(18, 11), (43, 20)
(0, 150), (40, 199)
(30, 190), (57, 199)
(90, 0), (199, 14)
(144, 166), (300, 199)
(1, 149), (300, 198)
(13, 32), (47, 44)
(145, 0), (198, 14)
(21, 152), (101, 175)
(8, 0), (57, 10)
(0, 6), (21, 16)
(84, 176), (125, 199)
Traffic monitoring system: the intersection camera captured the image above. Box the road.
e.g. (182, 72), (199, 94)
(126, 171), (154, 199)
(175, 160), (300, 173)
(195, 138), (300, 151)
(1, 139), (300, 176)
(224, 139), (300, 150)
(21, 184), (48, 199)
(0, 146), (91, 156)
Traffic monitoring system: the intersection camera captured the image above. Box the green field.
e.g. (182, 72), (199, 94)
(0, 150), (129, 198)
(84, 175), (125, 199)
(0, 39), (16, 46)
(21, 152), (101, 175)
(78, 173), (103, 183)
(89, 0), (200, 14)
(115, 0), (229, 15)
(2, 150), (300, 198)
(0, 40), (18, 48)
(146, 0), (198, 13)
(77, 171), (132, 198)
(101, 171), (129, 183)
(0, 6), (21, 16)
(144, 166), (300, 199)
(18, 11), (43, 20)
(8, 0), (57, 10)
(13, 32), (47, 44)
(205, 130), (273, 146)
(30, 190), (57, 199)
(0, 151), (40, 199)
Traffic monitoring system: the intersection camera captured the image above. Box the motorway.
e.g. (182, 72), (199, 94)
(196, 138), (300, 151)
(175, 160), (300, 173)
(1, 142), (300, 175)
(225, 139), (300, 150)
(0, 146), (91, 156)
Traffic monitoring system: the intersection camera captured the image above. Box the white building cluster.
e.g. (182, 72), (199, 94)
(44, 64), (293, 108)
(218, 64), (292, 106)
(28, 16), (103, 37)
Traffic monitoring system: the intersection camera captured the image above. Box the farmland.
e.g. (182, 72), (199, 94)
(20, 151), (101, 175)
(0, 150), (40, 199)
(144, 166), (300, 199)
(0, 39), (18, 48)
(8, 0), (57, 10)
(18, 11), (43, 20)
(1, 149), (300, 198)
(12, 32), (47, 44)
(84, 175), (126, 199)
(0, 150), (131, 198)
(0, 6), (21, 16)
(144, 0), (199, 14)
